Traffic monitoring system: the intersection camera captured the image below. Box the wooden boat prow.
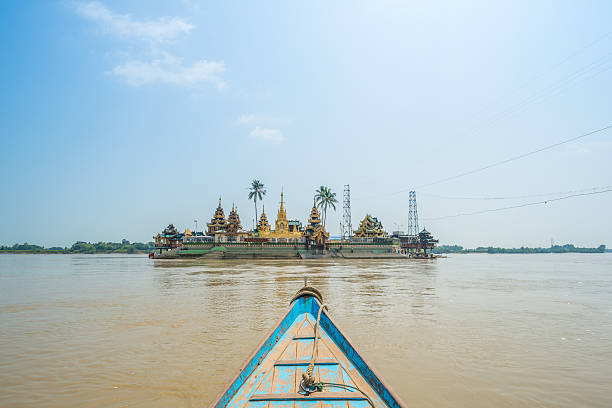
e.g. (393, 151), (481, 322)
(209, 286), (406, 408)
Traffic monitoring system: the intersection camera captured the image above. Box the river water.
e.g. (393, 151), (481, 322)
(0, 254), (610, 407)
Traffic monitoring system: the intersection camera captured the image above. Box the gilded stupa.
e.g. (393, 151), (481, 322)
(275, 192), (289, 233)
(353, 214), (385, 238)
(207, 198), (227, 235)
(257, 192), (303, 240)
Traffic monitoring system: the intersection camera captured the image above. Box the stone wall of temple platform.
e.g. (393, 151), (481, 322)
(152, 241), (406, 259)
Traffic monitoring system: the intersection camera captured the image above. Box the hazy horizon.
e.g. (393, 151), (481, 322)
(1, 1), (611, 248)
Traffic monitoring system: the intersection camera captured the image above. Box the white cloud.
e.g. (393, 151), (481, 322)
(249, 127), (284, 143)
(110, 53), (225, 88)
(73, 1), (194, 43)
(73, 2), (225, 89)
(237, 114), (257, 125)
(237, 113), (285, 125)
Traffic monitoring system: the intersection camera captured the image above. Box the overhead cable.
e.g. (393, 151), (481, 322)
(421, 189), (612, 221)
(376, 124), (612, 198)
(422, 184), (612, 201)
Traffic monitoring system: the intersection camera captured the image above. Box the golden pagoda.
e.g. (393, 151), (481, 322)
(257, 192), (303, 241)
(256, 205), (271, 235)
(226, 203), (243, 234)
(353, 214), (385, 238)
(275, 191), (289, 233)
(303, 199), (329, 247)
(207, 198), (227, 235)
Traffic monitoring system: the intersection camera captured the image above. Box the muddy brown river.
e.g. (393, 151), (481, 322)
(1, 254), (611, 407)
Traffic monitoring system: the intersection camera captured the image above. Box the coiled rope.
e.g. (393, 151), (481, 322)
(299, 303), (375, 407)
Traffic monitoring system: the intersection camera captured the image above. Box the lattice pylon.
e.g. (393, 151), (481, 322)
(408, 191), (419, 236)
(342, 185), (352, 241)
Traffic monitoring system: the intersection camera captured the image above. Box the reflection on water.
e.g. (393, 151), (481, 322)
(1, 254), (611, 408)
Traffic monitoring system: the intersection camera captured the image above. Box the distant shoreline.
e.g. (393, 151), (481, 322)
(0, 250), (151, 254)
(0, 241), (154, 255)
(435, 244), (607, 254)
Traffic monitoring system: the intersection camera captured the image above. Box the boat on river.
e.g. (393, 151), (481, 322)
(209, 286), (406, 408)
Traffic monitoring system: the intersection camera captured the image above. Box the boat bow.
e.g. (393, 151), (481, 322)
(210, 286), (406, 408)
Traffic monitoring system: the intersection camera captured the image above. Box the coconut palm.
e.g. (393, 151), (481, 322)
(248, 180), (267, 223)
(314, 186), (338, 227)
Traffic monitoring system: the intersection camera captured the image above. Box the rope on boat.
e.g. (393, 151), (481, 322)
(291, 286), (323, 304)
(316, 382), (376, 408)
(307, 303), (327, 384)
(299, 303), (375, 407)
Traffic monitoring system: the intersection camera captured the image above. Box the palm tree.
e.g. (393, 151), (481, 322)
(248, 180), (266, 223)
(314, 185), (338, 227)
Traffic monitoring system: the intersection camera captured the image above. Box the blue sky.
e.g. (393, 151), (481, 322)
(1, 1), (611, 248)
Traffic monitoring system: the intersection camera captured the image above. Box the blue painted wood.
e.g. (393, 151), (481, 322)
(274, 361), (338, 366)
(212, 293), (404, 408)
(310, 299), (403, 408)
(272, 366), (295, 393)
(214, 299), (304, 408)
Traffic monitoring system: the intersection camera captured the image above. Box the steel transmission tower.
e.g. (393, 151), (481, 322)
(342, 184), (352, 241)
(408, 191), (419, 236)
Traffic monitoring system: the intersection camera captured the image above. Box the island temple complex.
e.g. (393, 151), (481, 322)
(152, 190), (437, 259)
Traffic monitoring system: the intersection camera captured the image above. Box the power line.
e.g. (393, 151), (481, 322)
(422, 184), (612, 201)
(353, 34), (612, 202)
(377, 123), (612, 198)
(421, 189), (612, 221)
(466, 30), (611, 127)
(457, 51), (612, 144)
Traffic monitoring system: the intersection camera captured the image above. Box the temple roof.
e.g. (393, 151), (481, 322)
(162, 224), (178, 235)
(226, 203), (243, 233)
(303, 199), (328, 244)
(353, 214), (385, 238)
(308, 199), (322, 225)
(258, 205), (270, 229)
(207, 198), (227, 235)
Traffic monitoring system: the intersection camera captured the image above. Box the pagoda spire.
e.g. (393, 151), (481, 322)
(257, 204), (271, 235)
(275, 190), (288, 232)
(308, 199), (322, 226)
(226, 203), (242, 233)
(207, 198), (227, 235)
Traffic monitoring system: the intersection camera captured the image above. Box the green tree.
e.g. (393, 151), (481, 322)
(314, 186), (338, 227)
(248, 180), (267, 224)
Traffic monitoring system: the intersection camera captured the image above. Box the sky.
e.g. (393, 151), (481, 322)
(1, 0), (611, 248)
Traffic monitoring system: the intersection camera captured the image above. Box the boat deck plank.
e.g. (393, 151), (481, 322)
(227, 313), (386, 408)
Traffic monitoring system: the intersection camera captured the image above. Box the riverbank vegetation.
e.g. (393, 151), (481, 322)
(435, 244), (606, 254)
(0, 240), (155, 254)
